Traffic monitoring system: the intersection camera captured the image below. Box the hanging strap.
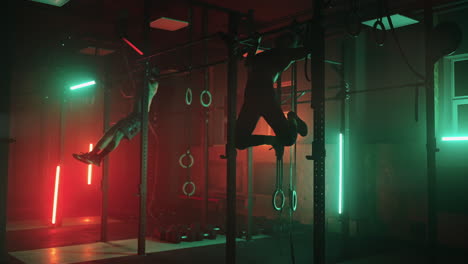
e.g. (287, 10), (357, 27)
(273, 157), (285, 211)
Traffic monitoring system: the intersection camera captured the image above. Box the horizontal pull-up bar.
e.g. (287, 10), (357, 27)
(158, 59), (228, 79)
(190, 0), (249, 17)
(240, 18), (314, 42)
(137, 32), (223, 62)
(348, 82), (424, 95)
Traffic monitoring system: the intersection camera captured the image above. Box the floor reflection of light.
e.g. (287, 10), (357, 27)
(49, 247), (58, 263)
(83, 218), (91, 223)
(84, 244), (93, 259)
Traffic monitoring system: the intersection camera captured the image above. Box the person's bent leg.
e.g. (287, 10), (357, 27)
(72, 124), (121, 166)
(93, 131), (125, 164)
(235, 101), (273, 149)
(90, 125), (119, 154)
(287, 111), (307, 137)
(262, 100), (297, 147)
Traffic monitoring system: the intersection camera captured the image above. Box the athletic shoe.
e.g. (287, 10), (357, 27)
(287, 111), (308, 137)
(72, 153), (101, 166)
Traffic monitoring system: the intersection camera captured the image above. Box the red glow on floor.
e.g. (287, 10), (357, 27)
(122, 37), (144, 55)
(87, 144), (93, 185)
(83, 218), (91, 223)
(52, 165), (61, 225)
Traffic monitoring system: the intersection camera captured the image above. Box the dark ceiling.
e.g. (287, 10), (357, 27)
(12, 0), (468, 70)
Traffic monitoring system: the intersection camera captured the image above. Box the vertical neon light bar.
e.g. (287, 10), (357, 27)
(339, 133), (343, 214)
(87, 143), (93, 185)
(52, 165), (61, 224)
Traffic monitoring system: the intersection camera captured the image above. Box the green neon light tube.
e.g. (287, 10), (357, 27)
(339, 133), (343, 214)
(441, 136), (468, 141)
(70, 80), (96, 90)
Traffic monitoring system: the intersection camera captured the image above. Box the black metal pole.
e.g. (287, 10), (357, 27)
(246, 147), (253, 241)
(136, 33), (222, 63)
(137, 0), (151, 255)
(190, 0), (248, 17)
(100, 80), (110, 242)
(202, 7), (209, 228)
(226, 12), (239, 264)
(0, 1), (14, 261)
(424, 1), (437, 263)
(289, 62), (297, 216)
(307, 1), (326, 263)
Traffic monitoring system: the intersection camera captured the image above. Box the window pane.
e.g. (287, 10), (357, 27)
(458, 104), (468, 133)
(454, 60), (468, 97)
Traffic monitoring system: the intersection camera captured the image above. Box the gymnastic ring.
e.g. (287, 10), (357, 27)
(185, 88), (193, 105)
(182, 181), (196, 196)
(200, 90), (212, 108)
(291, 189), (298, 212)
(373, 20), (386, 47)
(272, 189), (285, 211)
(179, 151), (194, 168)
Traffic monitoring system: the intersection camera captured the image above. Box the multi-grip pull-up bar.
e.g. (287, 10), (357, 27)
(128, 1), (329, 263)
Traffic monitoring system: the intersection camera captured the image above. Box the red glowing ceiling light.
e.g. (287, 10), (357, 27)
(87, 144), (93, 185)
(150, 17), (189, 31)
(122, 37), (144, 55)
(52, 165), (61, 225)
(242, 49), (264, 58)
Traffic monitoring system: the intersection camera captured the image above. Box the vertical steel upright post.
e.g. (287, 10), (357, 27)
(246, 10), (256, 241)
(424, 1), (437, 262)
(138, 0), (151, 255)
(101, 80), (110, 242)
(202, 8), (209, 228)
(307, 1), (326, 263)
(246, 147), (254, 241)
(226, 12), (239, 264)
(0, 1), (14, 260)
(289, 62), (297, 214)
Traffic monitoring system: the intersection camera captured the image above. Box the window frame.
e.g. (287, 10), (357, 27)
(445, 54), (468, 133)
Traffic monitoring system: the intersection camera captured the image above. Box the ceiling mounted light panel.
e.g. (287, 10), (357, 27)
(30, 0), (70, 7)
(150, 17), (189, 31)
(362, 14), (418, 30)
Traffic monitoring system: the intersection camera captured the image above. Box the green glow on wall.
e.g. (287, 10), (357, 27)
(339, 133), (343, 214)
(70, 80), (96, 90)
(441, 136), (468, 141)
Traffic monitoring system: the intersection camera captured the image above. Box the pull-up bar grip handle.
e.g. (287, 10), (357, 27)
(373, 19), (386, 47)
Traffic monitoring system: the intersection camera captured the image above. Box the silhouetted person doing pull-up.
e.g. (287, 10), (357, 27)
(235, 31), (309, 155)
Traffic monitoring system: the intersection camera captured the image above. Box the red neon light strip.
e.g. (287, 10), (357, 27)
(87, 144), (93, 185)
(52, 165), (61, 225)
(122, 37), (144, 55)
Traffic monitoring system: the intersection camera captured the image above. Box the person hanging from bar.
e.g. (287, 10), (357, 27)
(235, 27), (310, 156)
(72, 67), (160, 166)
